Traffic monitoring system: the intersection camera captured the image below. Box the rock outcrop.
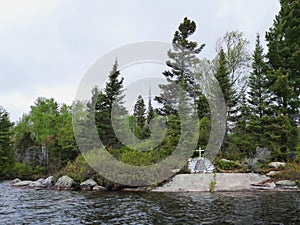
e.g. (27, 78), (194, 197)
(188, 157), (215, 173)
(152, 173), (299, 192)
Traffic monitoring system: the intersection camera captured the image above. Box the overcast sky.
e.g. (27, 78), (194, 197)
(0, 0), (280, 122)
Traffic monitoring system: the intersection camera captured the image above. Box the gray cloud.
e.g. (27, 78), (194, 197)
(0, 0), (280, 121)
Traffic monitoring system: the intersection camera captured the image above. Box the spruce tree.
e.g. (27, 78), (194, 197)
(0, 106), (14, 179)
(266, 0), (300, 121)
(94, 60), (127, 148)
(214, 48), (235, 149)
(265, 0), (300, 156)
(230, 93), (254, 158)
(215, 31), (250, 132)
(146, 89), (155, 125)
(133, 95), (147, 139)
(247, 35), (272, 149)
(155, 17), (205, 116)
(248, 35), (270, 119)
(215, 48), (235, 113)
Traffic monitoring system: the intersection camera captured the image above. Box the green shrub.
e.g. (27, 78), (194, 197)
(57, 155), (93, 183)
(275, 162), (300, 181)
(119, 148), (154, 166)
(216, 159), (241, 170)
(12, 162), (46, 179)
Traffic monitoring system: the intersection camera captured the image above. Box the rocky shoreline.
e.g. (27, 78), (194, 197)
(11, 176), (107, 191)
(151, 173), (300, 192)
(10, 172), (300, 192)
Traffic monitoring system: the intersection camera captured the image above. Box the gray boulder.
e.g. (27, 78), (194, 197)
(43, 176), (55, 187)
(55, 176), (75, 190)
(37, 178), (46, 183)
(268, 162), (286, 169)
(12, 181), (32, 187)
(266, 171), (279, 177)
(11, 178), (21, 185)
(255, 147), (271, 163)
(29, 181), (44, 189)
(80, 179), (98, 191)
(194, 157), (215, 173)
(188, 158), (198, 173)
(275, 180), (297, 189)
(188, 157), (215, 173)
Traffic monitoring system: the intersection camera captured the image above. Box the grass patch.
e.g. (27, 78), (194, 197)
(274, 162), (300, 182)
(209, 172), (217, 192)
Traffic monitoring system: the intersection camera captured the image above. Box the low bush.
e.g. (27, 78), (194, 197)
(12, 162), (46, 180)
(274, 162), (300, 181)
(216, 159), (241, 171)
(56, 155), (94, 183)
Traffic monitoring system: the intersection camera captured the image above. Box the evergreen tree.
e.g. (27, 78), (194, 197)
(0, 106), (14, 179)
(214, 48), (235, 150)
(146, 89), (155, 125)
(247, 35), (272, 149)
(215, 48), (236, 116)
(265, 0), (300, 156)
(133, 95), (146, 129)
(266, 0), (300, 121)
(215, 31), (250, 130)
(132, 95), (148, 139)
(94, 60), (127, 148)
(229, 93), (254, 158)
(155, 17), (205, 116)
(248, 34), (270, 119)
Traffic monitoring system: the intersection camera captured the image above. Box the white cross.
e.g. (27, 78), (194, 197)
(195, 147), (205, 158)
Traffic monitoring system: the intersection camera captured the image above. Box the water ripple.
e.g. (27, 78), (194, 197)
(0, 181), (299, 224)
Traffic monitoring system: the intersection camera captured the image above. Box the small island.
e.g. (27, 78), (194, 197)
(1, 9), (300, 193)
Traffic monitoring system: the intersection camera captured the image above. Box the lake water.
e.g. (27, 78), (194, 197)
(0, 181), (299, 224)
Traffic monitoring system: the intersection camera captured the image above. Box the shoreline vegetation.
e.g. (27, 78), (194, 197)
(8, 156), (300, 192)
(1, 1), (300, 191)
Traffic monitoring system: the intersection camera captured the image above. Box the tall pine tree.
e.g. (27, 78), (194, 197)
(155, 17), (205, 116)
(266, 0), (300, 121)
(146, 88), (155, 125)
(132, 95), (147, 139)
(94, 60), (127, 148)
(265, 0), (300, 157)
(247, 34), (272, 149)
(215, 48), (236, 117)
(133, 95), (146, 129)
(214, 48), (235, 150)
(0, 106), (14, 179)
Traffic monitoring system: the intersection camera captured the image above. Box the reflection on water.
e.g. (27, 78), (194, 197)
(0, 181), (299, 224)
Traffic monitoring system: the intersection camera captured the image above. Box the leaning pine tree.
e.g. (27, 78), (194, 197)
(155, 17), (205, 116)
